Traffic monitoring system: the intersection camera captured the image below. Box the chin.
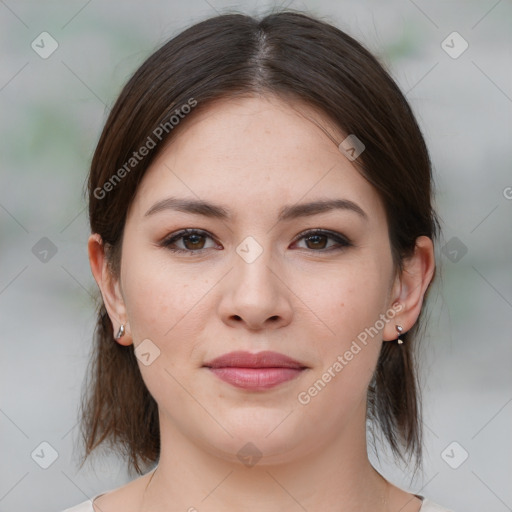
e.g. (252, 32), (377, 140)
(194, 408), (314, 466)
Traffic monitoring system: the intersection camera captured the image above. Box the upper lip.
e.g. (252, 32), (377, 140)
(203, 351), (307, 369)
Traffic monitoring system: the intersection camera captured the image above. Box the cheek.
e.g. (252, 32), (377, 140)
(298, 256), (391, 401)
(311, 258), (391, 343)
(121, 243), (212, 342)
(119, 251), (215, 409)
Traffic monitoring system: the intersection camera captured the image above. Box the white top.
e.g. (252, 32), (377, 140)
(62, 494), (454, 511)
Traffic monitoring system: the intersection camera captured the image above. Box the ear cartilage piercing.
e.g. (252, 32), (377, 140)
(396, 325), (404, 345)
(116, 324), (125, 339)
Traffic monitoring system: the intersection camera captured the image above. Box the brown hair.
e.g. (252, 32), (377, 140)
(80, 10), (439, 475)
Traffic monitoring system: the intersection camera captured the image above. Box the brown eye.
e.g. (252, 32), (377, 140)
(293, 230), (351, 252)
(182, 233), (206, 250)
(161, 229), (217, 254)
(304, 233), (328, 249)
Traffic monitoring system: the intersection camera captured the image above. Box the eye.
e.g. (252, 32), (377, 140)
(160, 229), (218, 254)
(292, 229), (352, 251)
(160, 228), (352, 255)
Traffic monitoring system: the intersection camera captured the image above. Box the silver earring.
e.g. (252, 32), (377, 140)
(396, 325), (404, 345)
(116, 324), (125, 339)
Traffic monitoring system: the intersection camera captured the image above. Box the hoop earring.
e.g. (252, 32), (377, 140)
(116, 324), (125, 339)
(396, 325), (404, 345)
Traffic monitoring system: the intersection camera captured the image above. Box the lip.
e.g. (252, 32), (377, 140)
(203, 351), (308, 390)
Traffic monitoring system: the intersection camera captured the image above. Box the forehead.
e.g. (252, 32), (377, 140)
(156, 94), (343, 170)
(128, 94), (385, 224)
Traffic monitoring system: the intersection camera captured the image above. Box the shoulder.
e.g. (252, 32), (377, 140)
(72, 469), (155, 512)
(59, 479), (137, 512)
(61, 499), (94, 512)
(419, 497), (455, 512)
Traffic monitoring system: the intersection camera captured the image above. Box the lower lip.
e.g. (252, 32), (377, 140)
(207, 367), (304, 390)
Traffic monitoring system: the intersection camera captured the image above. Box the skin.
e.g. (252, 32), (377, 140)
(89, 94), (435, 512)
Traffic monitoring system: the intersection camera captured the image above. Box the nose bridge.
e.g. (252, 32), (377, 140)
(233, 234), (278, 296)
(219, 233), (292, 329)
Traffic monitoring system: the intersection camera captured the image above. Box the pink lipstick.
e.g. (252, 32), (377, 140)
(203, 350), (307, 390)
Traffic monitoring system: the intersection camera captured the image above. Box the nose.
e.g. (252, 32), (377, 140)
(217, 243), (294, 331)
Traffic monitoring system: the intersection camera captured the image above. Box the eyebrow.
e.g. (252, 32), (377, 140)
(144, 196), (368, 222)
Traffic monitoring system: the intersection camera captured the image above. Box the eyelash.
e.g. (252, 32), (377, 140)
(160, 228), (352, 255)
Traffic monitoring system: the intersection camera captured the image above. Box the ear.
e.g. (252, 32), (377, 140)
(383, 236), (435, 341)
(88, 233), (132, 346)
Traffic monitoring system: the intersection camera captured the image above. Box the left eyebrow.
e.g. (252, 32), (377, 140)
(144, 197), (368, 221)
(278, 198), (368, 222)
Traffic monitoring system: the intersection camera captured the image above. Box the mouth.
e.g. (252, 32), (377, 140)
(203, 350), (308, 391)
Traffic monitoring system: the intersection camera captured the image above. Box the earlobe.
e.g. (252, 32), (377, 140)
(88, 233), (132, 346)
(383, 236), (435, 341)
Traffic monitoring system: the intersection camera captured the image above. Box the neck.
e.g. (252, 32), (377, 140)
(140, 403), (391, 511)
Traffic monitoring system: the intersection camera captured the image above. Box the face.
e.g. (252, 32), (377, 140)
(114, 95), (401, 464)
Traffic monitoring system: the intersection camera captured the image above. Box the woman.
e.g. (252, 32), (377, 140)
(63, 10), (452, 512)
